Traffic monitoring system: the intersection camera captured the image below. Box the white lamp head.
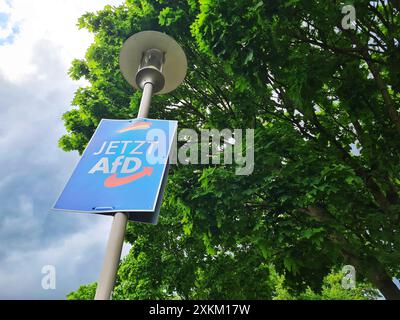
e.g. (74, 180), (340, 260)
(119, 31), (188, 95)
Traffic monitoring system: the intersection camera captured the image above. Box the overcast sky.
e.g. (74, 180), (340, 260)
(0, 0), (130, 299)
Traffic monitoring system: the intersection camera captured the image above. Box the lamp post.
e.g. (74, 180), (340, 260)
(94, 31), (187, 300)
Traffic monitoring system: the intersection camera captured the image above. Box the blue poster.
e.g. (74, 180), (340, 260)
(53, 118), (177, 222)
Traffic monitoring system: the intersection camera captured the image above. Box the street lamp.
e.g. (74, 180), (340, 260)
(94, 31), (187, 300)
(120, 30), (187, 94)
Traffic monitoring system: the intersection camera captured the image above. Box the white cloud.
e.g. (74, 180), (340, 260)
(0, 0), (123, 82)
(0, 0), (128, 299)
(0, 217), (131, 300)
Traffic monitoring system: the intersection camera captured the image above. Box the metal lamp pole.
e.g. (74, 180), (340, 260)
(94, 212), (128, 300)
(94, 31), (187, 301)
(94, 83), (154, 300)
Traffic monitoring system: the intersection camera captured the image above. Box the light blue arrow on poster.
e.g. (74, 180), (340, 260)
(53, 118), (177, 223)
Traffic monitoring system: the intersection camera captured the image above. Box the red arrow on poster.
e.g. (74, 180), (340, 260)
(104, 167), (154, 188)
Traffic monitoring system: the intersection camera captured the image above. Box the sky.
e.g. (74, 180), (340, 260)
(0, 0), (129, 299)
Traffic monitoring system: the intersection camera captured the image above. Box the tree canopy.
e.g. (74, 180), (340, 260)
(63, 0), (400, 300)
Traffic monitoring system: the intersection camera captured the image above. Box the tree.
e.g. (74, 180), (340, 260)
(62, 0), (400, 299)
(272, 269), (378, 300)
(67, 283), (97, 300)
